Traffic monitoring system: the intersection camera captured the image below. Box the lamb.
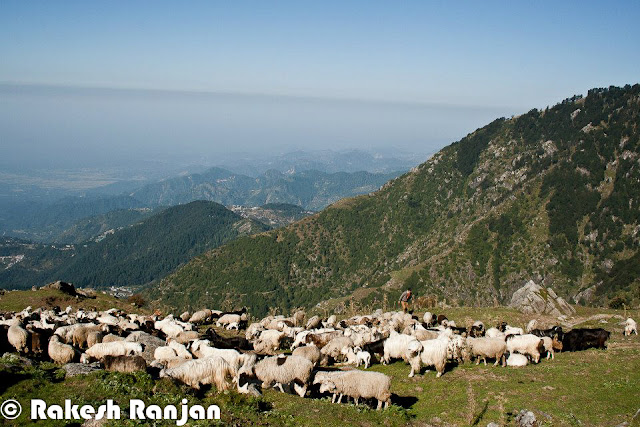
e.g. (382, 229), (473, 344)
(506, 334), (544, 363)
(48, 334), (77, 364)
(465, 337), (506, 366)
(292, 345), (322, 366)
(624, 318), (637, 336)
(315, 370), (391, 410)
(102, 355), (147, 373)
(320, 336), (354, 364)
(160, 356), (235, 391)
(85, 341), (143, 360)
(409, 335), (450, 378)
(540, 336), (562, 360)
(506, 353), (528, 367)
(8, 324), (29, 353)
(342, 346), (371, 368)
(254, 355), (314, 397)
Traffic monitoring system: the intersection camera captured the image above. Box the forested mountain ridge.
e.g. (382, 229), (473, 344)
(0, 201), (268, 290)
(151, 85), (640, 316)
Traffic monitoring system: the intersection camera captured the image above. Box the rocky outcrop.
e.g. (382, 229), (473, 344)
(510, 280), (576, 317)
(63, 362), (102, 377)
(573, 285), (596, 304)
(42, 281), (77, 296)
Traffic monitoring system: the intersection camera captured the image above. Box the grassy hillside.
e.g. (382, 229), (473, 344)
(0, 304), (638, 426)
(152, 85), (640, 316)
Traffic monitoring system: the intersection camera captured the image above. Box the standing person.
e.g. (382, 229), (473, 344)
(399, 288), (413, 313)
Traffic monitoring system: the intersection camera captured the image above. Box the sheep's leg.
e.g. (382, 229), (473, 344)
(277, 383), (285, 393)
(331, 394), (337, 404)
(355, 397), (359, 405)
(483, 357), (487, 366)
(337, 394), (343, 403)
(377, 400), (382, 410)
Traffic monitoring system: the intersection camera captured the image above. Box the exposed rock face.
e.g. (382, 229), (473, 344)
(510, 280), (576, 317)
(573, 285), (596, 304)
(42, 281), (77, 296)
(63, 362), (102, 377)
(515, 410), (538, 427)
(125, 331), (165, 363)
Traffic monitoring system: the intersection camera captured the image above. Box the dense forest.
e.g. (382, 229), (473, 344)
(0, 201), (268, 290)
(151, 85), (640, 316)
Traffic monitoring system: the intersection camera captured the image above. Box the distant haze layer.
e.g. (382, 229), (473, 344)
(0, 84), (512, 170)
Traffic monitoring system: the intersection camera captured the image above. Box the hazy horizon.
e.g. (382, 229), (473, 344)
(0, 82), (514, 171)
(1, 2), (639, 173)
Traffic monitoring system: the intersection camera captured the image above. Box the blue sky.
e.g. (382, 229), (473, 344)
(1, 1), (639, 169)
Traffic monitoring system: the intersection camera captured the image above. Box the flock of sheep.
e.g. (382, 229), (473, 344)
(1, 304), (637, 410)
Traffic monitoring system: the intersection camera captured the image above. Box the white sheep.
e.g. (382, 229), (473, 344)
(245, 323), (265, 340)
(540, 336), (557, 360)
(154, 346), (178, 360)
(168, 340), (193, 359)
(526, 319), (538, 333)
(190, 343), (243, 374)
(409, 335), (450, 378)
(254, 355), (314, 397)
(506, 353), (529, 367)
(342, 346), (371, 368)
(255, 329), (286, 352)
(504, 325), (524, 336)
(48, 335), (77, 364)
(465, 337), (506, 366)
(446, 334), (467, 363)
(160, 356), (235, 391)
(189, 309), (212, 324)
(226, 322), (240, 330)
(85, 341), (143, 360)
(216, 313), (247, 328)
(292, 345), (322, 366)
(506, 334), (544, 363)
(316, 370), (391, 410)
(624, 318), (637, 336)
(8, 324), (29, 353)
(382, 332), (422, 366)
(305, 315), (322, 330)
(485, 327), (505, 339)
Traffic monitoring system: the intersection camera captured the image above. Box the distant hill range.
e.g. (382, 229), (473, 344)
(129, 167), (401, 211)
(0, 201), (269, 290)
(0, 168), (401, 242)
(151, 84), (640, 316)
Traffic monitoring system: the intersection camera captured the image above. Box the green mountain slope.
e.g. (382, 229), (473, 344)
(152, 85), (640, 316)
(1, 201), (268, 290)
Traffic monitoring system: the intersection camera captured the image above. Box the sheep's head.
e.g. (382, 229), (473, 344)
(318, 382), (336, 394)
